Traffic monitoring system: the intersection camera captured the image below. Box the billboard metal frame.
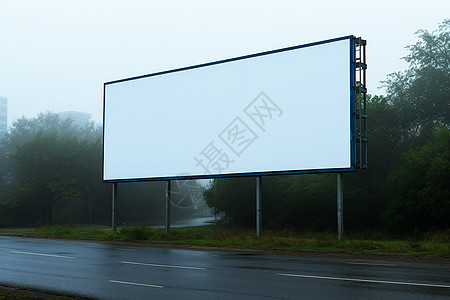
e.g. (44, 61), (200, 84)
(105, 36), (367, 239)
(103, 35), (362, 183)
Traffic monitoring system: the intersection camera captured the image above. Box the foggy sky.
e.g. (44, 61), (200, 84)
(0, 0), (448, 126)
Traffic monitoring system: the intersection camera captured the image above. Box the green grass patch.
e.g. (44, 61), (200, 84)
(0, 288), (37, 299)
(0, 285), (86, 300)
(1, 225), (449, 256)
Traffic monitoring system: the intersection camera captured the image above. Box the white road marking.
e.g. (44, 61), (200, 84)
(11, 250), (75, 259)
(109, 280), (163, 289)
(120, 260), (205, 270)
(277, 273), (450, 288)
(346, 262), (396, 267)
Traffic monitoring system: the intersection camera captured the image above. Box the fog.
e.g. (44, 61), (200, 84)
(1, 0), (449, 125)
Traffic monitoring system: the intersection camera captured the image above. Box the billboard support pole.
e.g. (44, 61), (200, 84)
(165, 180), (171, 234)
(214, 179), (218, 223)
(256, 176), (262, 237)
(112, 182), (117, 233)
(337, 173), (343, 241)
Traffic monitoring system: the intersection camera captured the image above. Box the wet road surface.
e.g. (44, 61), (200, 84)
(0, 236), (449, 299)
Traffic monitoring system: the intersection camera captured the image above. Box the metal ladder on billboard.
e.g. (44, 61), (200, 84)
(337, 37), (368, 241)
(355, 37), (368, 170)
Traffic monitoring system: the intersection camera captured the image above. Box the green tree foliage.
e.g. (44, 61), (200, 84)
(12, 133), (83, 224)
(204, 177), (255, 226)
(383, 127), (450, 232)
(345, 21), (449, 232)
(342, 95), (404, 230)
(116, 181), (166, 225)
(382, 19), (450, 144)
(203, 175), (336, 230)
(0, 112), (108, 225)
(0, 111), (205, 226)
(71, 137), (110, 224)
(267, 175), (336, 230)
(2, 112), (75, 152)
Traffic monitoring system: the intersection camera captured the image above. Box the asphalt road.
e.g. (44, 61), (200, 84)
(0, 236), (449, 299)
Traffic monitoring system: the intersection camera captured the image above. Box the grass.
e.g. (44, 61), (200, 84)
(1, 224), (449, 256)
(0, 287), (43, 300)
(0, 285), (90, 300)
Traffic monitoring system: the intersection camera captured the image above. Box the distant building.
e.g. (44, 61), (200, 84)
(0, 97), (7, 137)
(58, 111), (91, 128)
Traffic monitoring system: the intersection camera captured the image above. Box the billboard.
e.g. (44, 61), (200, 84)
(103, 36), (356, 182)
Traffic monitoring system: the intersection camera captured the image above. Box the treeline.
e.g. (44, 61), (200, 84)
(203, 20), (450, 234)
(0, 114), (111, 225)
(0, 20), (448, 232)
(0, 114), (208, 226)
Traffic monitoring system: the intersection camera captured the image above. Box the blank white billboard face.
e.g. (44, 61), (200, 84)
(103, 36), (355, 181)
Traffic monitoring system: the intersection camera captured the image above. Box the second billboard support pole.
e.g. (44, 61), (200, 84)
(337, 173), (343, 241)
(256, 176), (262, 238)
(112, 182), (117, 233)
(165, 180), (171, 234)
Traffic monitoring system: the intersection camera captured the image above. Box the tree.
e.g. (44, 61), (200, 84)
(269, 174), (336, 230)
(12, 133), (83, 224)
(204, 177), (255, 226)
(1, 112), (108, 225)
(0, 112), (77, 194)
(71, 136), (110, 224)
(377, 19), (450, 233)
(382, 19), (450, 144)
(2, 112), (76, 153)
(344, 19), (450, 232)
(383, 127), (450, 232)
(203, 174), (337, 230)
(342, 95), (405, 230)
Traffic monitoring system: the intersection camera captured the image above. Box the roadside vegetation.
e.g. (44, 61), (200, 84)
(0, 284), (92, 300)
(1, 225), (449, 257)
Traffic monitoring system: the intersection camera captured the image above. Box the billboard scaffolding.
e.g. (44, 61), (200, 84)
(355, 37), (368, 169)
